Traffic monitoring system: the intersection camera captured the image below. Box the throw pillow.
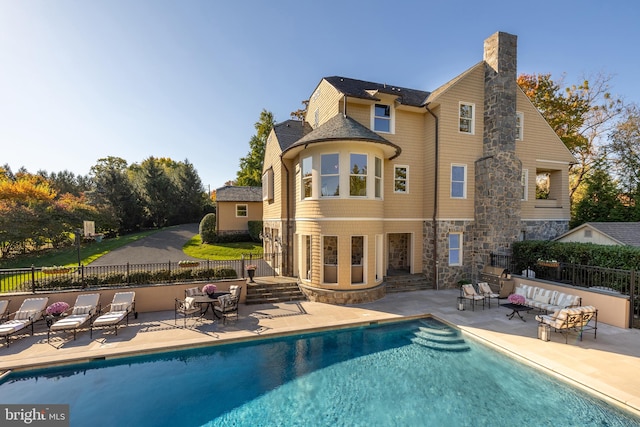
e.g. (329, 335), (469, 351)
(15, 310), (36, 321)
(534, 293), (551, 304)
(184, 297), (195, 310)
(111, 303), (129, 312)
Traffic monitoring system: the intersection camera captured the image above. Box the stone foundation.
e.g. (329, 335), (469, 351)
(299, 283), (385, 304)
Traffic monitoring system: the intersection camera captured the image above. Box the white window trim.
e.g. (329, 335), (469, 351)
(321, 153), (340, 198)
(516, 111), (524, 141)
(448, 232), (463, 266)
(521, 169), (528, 201)
(262, 169), (274, 201)
(371, 103), (395, 134)
(450, 164), (467, 199)
(459, 102), (475, 135)
(394, 165), (409, 194)
(235, 204), (248, 217)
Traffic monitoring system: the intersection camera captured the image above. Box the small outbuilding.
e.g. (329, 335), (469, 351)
(554, 222), (640, 247)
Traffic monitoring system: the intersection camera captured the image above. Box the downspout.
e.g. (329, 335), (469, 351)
(425, 104), (439, 290)
(280, 152), (291, 277)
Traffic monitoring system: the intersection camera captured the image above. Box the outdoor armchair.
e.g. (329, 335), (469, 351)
(460, 284), (485, 311)
(214, 285), (241, 324)
(175, 296), (201, 327)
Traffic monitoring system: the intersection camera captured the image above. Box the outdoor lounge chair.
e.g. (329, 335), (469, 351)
(175, 296), (201, 327)
(0, 300), (10, 322)
(48, 293), (100, 343)
(535, 306), (598, 343)
(477, 282), (500, 307)
(90, 292), (135, 337)
(0, 297), (49, 347)
(214, 285), (241, 324)
(460, 284), (485, 311)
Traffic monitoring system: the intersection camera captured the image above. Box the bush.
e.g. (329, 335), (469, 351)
(212, 233), (252, 244)
(248, 221), (263, 242)
(199, 213), (217, 244)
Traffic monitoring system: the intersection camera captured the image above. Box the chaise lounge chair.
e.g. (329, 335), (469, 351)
(48, 293), (100, 343)
(0, 297), (49, 347)
(0, 300), (10, 322)
(90, 292), (135, 338)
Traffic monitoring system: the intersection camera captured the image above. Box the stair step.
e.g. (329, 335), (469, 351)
(410, 336), (470, 352)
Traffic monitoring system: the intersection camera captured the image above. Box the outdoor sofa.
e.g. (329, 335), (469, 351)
(513, 284), (581, 313)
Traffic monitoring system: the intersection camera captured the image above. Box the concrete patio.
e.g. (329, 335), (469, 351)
(0, 288), (639, 418)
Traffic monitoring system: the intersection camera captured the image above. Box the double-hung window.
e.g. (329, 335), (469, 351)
(448, 233), (462, 266)
(459, 102), (474, 134)
(373, 104), (391, 132)
(321, 153), (340, 197)
(451, 164), (467, 198)
(375, 157), (382, 198)
(350, 153), (367, 197)
(394, 165), (408, 193)
(236, 204), (247, 217)
(301, 156), (312, 199)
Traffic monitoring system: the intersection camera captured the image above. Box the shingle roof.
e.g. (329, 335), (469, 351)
(283, 114), (401, 158)
(324, 76), (430, 107)
(215, 186), (262, 202)
(273, 120), (313, 151)
(585, 222), (640, 246)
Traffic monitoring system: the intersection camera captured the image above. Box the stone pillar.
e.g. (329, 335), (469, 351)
(475, 32), (522, 261)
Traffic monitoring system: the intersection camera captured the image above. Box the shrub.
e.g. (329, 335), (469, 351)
(248, 221), (263, 242)
(200, 213), (217, 244)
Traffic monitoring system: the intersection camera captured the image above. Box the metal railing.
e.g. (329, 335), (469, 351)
(0, 254), (276, 294)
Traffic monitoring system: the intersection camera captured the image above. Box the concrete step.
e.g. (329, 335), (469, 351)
(246, 280), (306, 305)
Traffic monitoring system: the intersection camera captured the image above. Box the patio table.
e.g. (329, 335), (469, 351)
(501, 303), (533, 322)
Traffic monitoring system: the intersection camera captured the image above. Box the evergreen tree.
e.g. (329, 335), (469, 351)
(236, 109), (274, 186)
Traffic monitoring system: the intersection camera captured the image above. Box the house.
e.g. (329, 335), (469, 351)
(215, 186), (262, 237)
(554, 222), (640, 246)
(261, 31), (575, 303)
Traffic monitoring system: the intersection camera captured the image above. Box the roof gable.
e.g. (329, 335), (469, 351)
(272, 120), (313, 151)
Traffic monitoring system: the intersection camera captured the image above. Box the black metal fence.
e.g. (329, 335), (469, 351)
(0, 254), (276, 294)
(489, 253), (640, 328)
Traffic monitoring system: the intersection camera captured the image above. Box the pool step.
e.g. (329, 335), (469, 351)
(409, 320), (470, 352)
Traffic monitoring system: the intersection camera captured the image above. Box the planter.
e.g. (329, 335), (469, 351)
(42, 268), (72, 275)
(537, 261), (559, 268)
(178, 262), (200, 268)
(247, 269), (256, 283)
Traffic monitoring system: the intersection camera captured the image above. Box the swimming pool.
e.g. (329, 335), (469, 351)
(0, 318), (638, 426)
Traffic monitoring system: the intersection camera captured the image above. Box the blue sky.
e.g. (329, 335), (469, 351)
(1, 0), (639, 192)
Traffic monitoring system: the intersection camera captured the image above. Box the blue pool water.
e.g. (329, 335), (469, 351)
(0, 318), (638, 426)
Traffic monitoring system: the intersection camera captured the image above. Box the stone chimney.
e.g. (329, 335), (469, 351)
(474, 31), (522, 262)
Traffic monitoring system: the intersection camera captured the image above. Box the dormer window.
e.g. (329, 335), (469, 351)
(373, 104), (392, 133)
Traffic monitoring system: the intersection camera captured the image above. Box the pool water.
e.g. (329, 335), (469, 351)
(1, 318), (638, 426)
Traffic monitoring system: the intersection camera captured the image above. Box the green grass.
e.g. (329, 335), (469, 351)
(183, 235), (263, 260)
(0, 229), (161, 269)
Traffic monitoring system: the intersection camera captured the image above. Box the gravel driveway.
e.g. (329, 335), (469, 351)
(88, 224), (200, 266)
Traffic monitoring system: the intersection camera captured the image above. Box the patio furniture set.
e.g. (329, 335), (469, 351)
(0, 284), (241, 348)
(459, 281), (598, 344)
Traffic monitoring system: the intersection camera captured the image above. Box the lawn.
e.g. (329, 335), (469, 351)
(0, 229), (162, 269)
(183, 235), (263, 260)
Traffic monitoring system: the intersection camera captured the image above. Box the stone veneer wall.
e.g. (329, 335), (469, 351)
(299, 282), (385, 304)
(423, 220), (475, 289)
(522, 220), (569, 241)
(474, 31), (522, 267)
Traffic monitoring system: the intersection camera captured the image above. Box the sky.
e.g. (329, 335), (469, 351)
(1, 0), (639, 192)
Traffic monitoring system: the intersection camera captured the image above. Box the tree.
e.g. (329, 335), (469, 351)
(172, 159), (206, 224)
(517, 73), (623, 204)
(89, 156), (143, 233)
(570, 163), (627, 227)
(131, 157), (176, 228)
(607, 104), (640, 194)
(236, 109), (274, 186)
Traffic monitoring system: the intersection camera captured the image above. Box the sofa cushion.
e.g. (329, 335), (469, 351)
(534, 292), (551, 304)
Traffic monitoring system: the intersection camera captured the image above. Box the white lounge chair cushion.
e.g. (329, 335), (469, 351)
(15, 310), (37, 321)
(184, 297), (195, 310)
(0, 320), (30, 335)
(72, 305), (93, 315)
(185, 287), (202, 297)
(93, 311), (127, 327)
(49, 314), (91, 331)
(0, 300), (8, 315)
